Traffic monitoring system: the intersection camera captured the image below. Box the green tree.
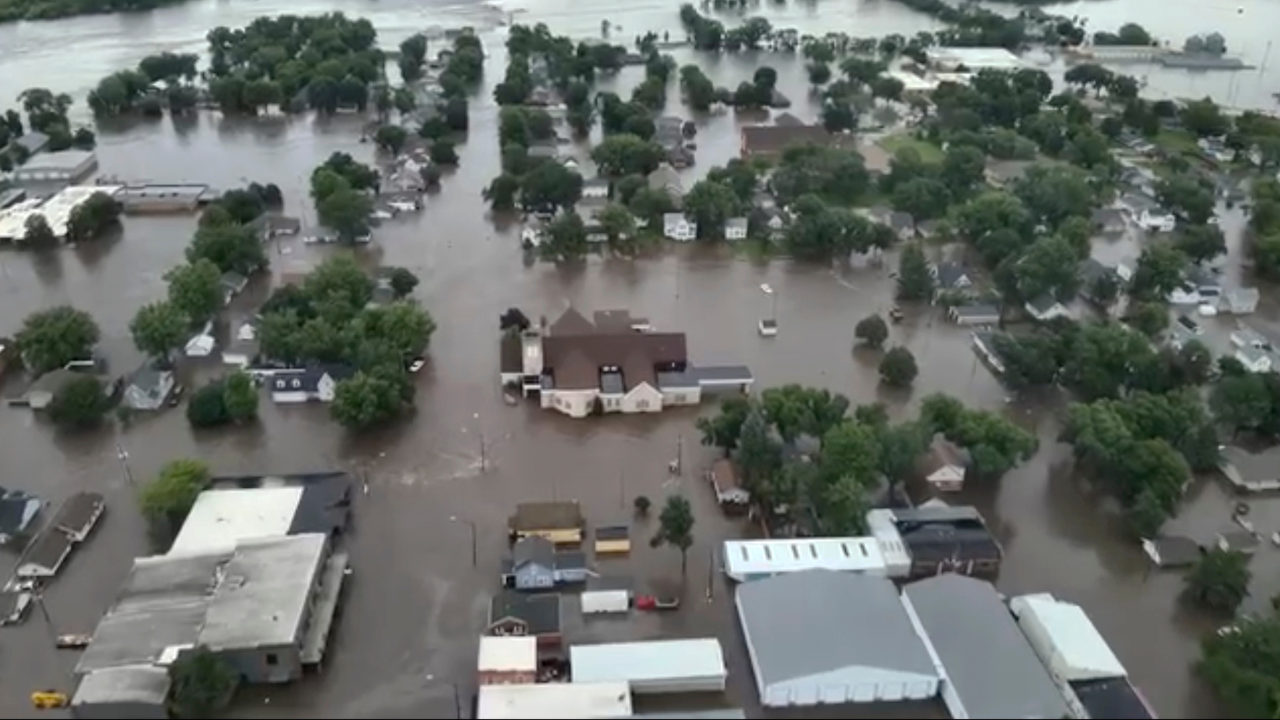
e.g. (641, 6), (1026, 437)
(187, 381), (230, 428)
(387, 267), (419, 298)
(374, 125), (408, 154)
(23, 214), (57, 246)
(1185, 549), (1252, 614)
(651, 494), (695, 574)
(539, 212), (590, 263)
(1199, 616), (1280, 718)
(855, 314), (889, 349)
(591, 134), (664, 177)
(1014, 163), (1095, 230)
(1176, 224), (1227, 265)
(520, 161), (583, 212)
(130, 301), (188, 360)
(1016, 236), (1082, 301)
(922, 393), (1037, 480)
(1157, 172), (1216, 225)
(430, 139), (459, 165)
(597, 203), (639, 256)
(187, 222), (266, 275)
(1210, 372), (1272, 436)
(17, 306), (100, 374)
(138, 459), (209, 529)
(897, 243), (934, 301)
(736, 408), (781, 496)
(484, 173), (521, 212)
(696, 395), (754, 454)
(878, 421), (928, 489)
(47, 375), (108, 429)
(879, 346), (919, 387)
(892, 177), (951, 221)
(1130, 244), (1189, 301)
(762, 385), (851, 443)
(1128, 301), (1170, 338)
(820, 421), (882, 488)
(331, 371), (404, 429)
(169, 645), (239, 719)
(317, 188), (374, 242)
(683, 180), (741, 240)
(166, 259), (223, 326)
(222, 371), (258, 422)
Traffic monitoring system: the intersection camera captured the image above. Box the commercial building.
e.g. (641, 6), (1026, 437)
(115, 184), (215, 213)
(1010, 593), (1156, 719)
(570, 639), (727, 694)
(737, 570), (939, 707)
(70, 664), (170, 719)
(866, 505), (1003, 579)
(168, 478), (351, 556)
(478, 635), (538, 685)
(926, 47), (1024, 72)
(0, 185), (121, 242)
(902, 574), (1068, 719)
(477, 682), (633, 719)
(75, 534), (348, 686)
(740, 122), (842, 159)
(12, 149), (98, 184)
(722, 537), (887, 582)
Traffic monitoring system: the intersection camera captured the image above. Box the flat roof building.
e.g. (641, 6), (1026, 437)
(168, 476), (352, 556)
(477, 682), (633, 719)
(12, 149), (98, 184)
(70, 663), (170, 719)
(737, 570), (939, 707)
(570, 639), (727, 694)
(0, 185), (121, 242)
(926, 47), (1024, 71)
(75, 533), (347, 686)
(723, 537), (886, 582)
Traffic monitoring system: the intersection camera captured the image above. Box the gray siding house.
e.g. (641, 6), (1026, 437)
(503, 536), (589, 590)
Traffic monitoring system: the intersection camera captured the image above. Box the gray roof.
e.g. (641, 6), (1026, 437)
(725, 217), (748, 231)
(1026, 293), (1063, 315)
(903, 575), (1068, 719)
(13, 131), (49, 154)
(737, 571), (937, 687)
(691, 364), (754, 383)
(513, 535), (554, 569)
(935, 261), (970, 289)
(200, 533), (327, 650)
(953, 304), (1000, 319)
(73, 665), (171, 708)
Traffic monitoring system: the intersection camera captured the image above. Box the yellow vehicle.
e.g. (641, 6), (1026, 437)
(31, 690), (68, 710)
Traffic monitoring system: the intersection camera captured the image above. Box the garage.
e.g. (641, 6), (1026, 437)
(735, 569), (940, 707)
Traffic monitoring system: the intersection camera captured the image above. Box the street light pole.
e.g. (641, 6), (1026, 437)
(115, 442), (134, 487)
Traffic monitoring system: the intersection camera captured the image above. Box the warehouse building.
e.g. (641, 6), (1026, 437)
(168, 474), (352, 556)
(570, 639), (727, 694)
(1010, 593), (1156, 719)
(12, 149), (98, 184)
(737, 570), (939, 707)
(70, 664), (170, 719)
(722, 537), (886, 582)
(903, 575), (1068, 719)
(477, 681), (632, 719)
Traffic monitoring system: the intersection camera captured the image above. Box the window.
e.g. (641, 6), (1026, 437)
(266, 653), (279, 666)
(673, 394), (685, 403)
(291, 379), (301, 388)
(636, 400), (650, 410)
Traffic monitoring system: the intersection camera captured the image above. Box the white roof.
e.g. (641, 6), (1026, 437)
(927, 47), (1024, 70)
(723, 537), (886, 578)
(0, 185), (121, 241)
(478, 636), (537, 673)
(888, 70), (941, 92)
(168, 487), (303, 556)
(570, 639), (726, 685)
(1009, 593), (1126, 679)
(477, 682), (633, 719)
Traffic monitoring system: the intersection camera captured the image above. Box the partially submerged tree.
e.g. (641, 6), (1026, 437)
(879, 346), (919, 387)
(130, 301), (188, 360)
(1185, 549), (1251, 614)
(651, 494), (695, 574)
(222, 371), (259, 422)
(138, 459), (210, 539)
(854, 314), (889, 349)
(169, 645), (239, 719)
(17, 306), (100, 374)
(48, 375), (109, 429)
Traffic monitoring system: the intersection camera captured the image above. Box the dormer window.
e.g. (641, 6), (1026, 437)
(292, 379), (301, 388)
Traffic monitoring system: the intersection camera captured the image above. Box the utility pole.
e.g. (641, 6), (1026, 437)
(115, 442), (134, 487)
(675, 433), (684, 477)
(479, 431), (486, 473)
(452, 682), (463, 719)
(618, 470), (625, 510)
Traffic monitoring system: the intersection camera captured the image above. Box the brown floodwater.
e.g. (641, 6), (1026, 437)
(3, 1), (1280, 718)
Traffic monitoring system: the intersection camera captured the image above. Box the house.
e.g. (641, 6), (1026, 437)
(736, 571), (940, 707)
(581, 178), (610, 201)
(1217, 530), (1261, 554)
(14, 369), (80, 410)
(1010, 593), (1156, 720)
(654, 116), (686, 149)
(527, 142), (558, 161)
(271, 365), (355, 403)
(1025, 293), (1074, 321)
(949, 304), (1000, 326)
(521, 220), (545, 247)
(740, 123), (838, 159)
(932, 260), (973, 300)
(1219, 445), (1280, 492)
(570, 639), (727, 694)
(516, 307), (752, 417)
(902, 575), (1069, 719)
(724, 217), (748, 241)
(486, 591), (563, 649)
(709, 458), (750, 507)
(593, 526), (630, 555)
(984, 159), (1034, 188)
(971, 330), (1007, 373)
(52, 491), (106, 542)
(581, 588), (631, 614)
(122, 364), (176, 411)
(502, 536), (589, 590)
(884, 211), (915, 242)
(1078, 258), (1122, 308)
(578, 203), (613, 244)
(663, 212), (697, 241)
(760, 208), (787, 241)
(0, 488), (41, 544)
(508, 501), (584, 545)
(1091, 207), (1128, 235)
(250, 214), (302, 240)
(1123, 193), (1177, 232)
(222, 322), (258, 367)
(70, 664), (171, 720)
(1221, 286), (1259, 315)
(74, 534), (346, 684)
(219, 272), (249, 305)
(477, 635), (538, 686)
(922, 435), (968, 492)
(865, 505), (1004, 579)
(12, 130), (50, 156)
(1168, 322), (1200, 351)
(722, 537), (886, 583)
(1169, 266), (1221, 305)
(1140, 535), (1202, 568)
(648, 164), (684, 203)
(1235, 345), (1274, 373)
(477, 682), (632, 719)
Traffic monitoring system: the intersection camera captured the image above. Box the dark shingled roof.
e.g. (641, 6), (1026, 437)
(509, 502), (583, 532)
(51, 491), (104, 538)
(488, 591), (562, 636)
(1069, 678), (1155, 719)
(741, 124), (835, 157)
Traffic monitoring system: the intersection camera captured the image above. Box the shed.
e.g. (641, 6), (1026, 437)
(509, 502), (584, 545)
(581, 589), (630, 614)
(921, 435), (967, 492)
(1141, 535), (1202, 568)
(71, 664), (171, 719)
(903, 575), (1068, 719)
(477, 636), (538, 686)
(594, 525), (630, 554)
(736, 570), (939, 707)
(477, 682), (633, 719)
(570, 638), (727, 694)
(722, 537), (886, 582)
(709, 458), (750, 506)
(1009, 593), (1127, 683)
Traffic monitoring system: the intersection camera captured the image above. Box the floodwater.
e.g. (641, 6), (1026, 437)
(0, 0), (1278, 718)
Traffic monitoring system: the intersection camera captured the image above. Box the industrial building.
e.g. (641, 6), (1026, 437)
(925, 47), (1025, 72)
(477, 682), (633, 719)
(736, 570), (939, 707)
(168, 475), (351, 556)
(73, 533), (347, 716)
(1010, 593), (1156, 719)
(902, 575), (1068, 719)
(478, 636), (538, 685)
(722, 537), (887, 582)
(70, 664), (170, 719)
(115, 184), (216, 213)
(570, 639), (727, 694)
(866, 505), (1003, 579)
(12, 149), (98, 184)
(0, 185), (121, 242)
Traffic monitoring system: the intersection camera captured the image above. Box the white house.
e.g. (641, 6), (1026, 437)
(922, 435), (967, 492)
(521, 222), (544, 247)
(1222, 287), (1260, 315)
(122, 365), (176, 411)
(737, 571), (940, 707)
(1137, 207), (1176, 233)
(1025, 294), (1073, 322)
(663, 213), (697, 242)
(724, 217), (748, 241)
(271, 365), (355, 403)
(722, 537), (886, 583)
(581, 178), (610, 201)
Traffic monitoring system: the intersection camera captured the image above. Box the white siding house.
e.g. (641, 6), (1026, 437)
(737, 571), (940, 707)
(477, 682), (633, 719)
(663, 213), (697, 241)
(570, 639), (727, 694)
(723, 538), (887, 582)
(1008, 593), (1127, 683)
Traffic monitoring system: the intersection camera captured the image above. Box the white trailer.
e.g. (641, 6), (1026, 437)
(581, 590), (630, 614)
(1009, 593), (1127, 683)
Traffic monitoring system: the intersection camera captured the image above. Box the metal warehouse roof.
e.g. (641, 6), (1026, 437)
(723, 537), (886, 578)
(571, 639), (726, 685)
(1010, 593), (1126, 679)
(477, 682), (633, 719)
(736, 570), (937, 686)
(903, 575), (1068, 719)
